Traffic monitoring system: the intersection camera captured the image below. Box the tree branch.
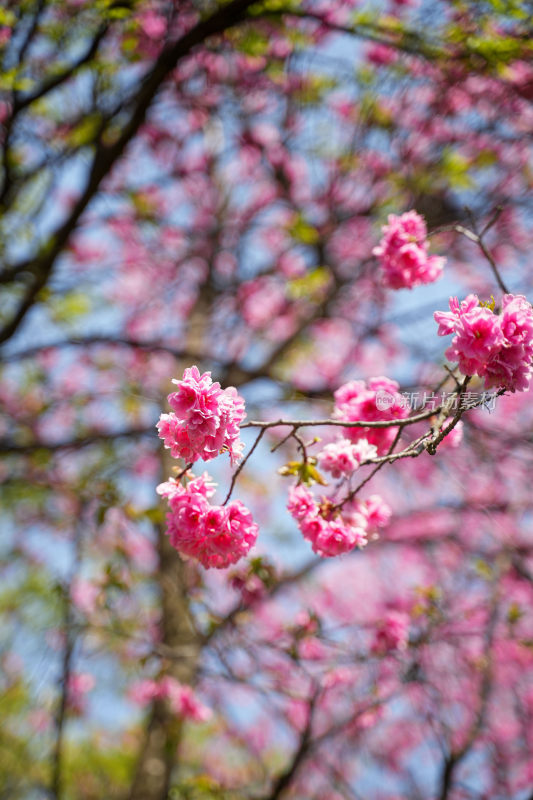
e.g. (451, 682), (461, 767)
(0, 0), (260, 347)
(0, 426), (154, 455)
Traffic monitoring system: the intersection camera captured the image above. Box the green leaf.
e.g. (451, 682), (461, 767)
(302, 462), (327, 486)
(142, 507), (165, 524)
(108, 6), (132, 19)
(466, 34), (522, 63)
(237, 29), (270, 57)
(278, 458), (327, 486)
(288, 215), (320, 245)
(286, 267), (330, 301)
(66, 114), (102, 149)
(441, 149), (473, 189)
(474, 558), (494, 580)
(0, 9), (16, 26)
(278, 460), (303, 478)
(507, 602), (523, 624)
(249, 0), (299, 15)
(294, 74), (338, 104)
(50, 291), (91, 323)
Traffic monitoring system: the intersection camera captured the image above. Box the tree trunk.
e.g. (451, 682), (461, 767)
(128, 506), (201, 800)
(128, 296), (212, 800)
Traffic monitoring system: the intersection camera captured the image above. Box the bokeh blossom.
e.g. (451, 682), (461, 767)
(130, 677), (211, 722)
(373, 210), (446, 289)
(333, 377), (409, 454)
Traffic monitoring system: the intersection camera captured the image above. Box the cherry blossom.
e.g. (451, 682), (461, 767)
(157, 366), (245, 464)
(287, 485), (390, 558)
(333, 377), (409, 454)
(371, 611), (410, 654)
(373, 210), (446, 289)
(435, 294), (533, 391)
(157, 473), (258, 569)
(67, 672), (95, 715)
(130, 677), (211, 722)
(317, 438), (378, 478)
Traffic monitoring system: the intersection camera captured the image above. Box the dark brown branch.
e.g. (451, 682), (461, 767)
(127, 451), (202, 800)
(0, 0), (260, 347)
(242, 406), (443, 431)
(50, 510), (84, 799)
(204, 558), (321, 643)
(0, 335), (206, 363)
(262, 9), (447, 61)
(13, 25), (108, 114)
(0, 426), (154, 455)
(223, 427), (266, 504)
(454, 224), (510, 295)
(50, 592), (74, 800)
(332, 426), (404, 511)
(437, 580), (500, 800)
(264, 688), (319, 800)
(0, 0), (48, 207)
(0, 263), (34, 285)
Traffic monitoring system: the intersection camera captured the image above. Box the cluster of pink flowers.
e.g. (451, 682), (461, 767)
(230, 573), (265, 604)
(230, 571), (267, 605)
(130, 676), (211, 722)
(287, 484), (390, 558)
(439, 419), (464, 449)
(373, 210), (446, 289)
(317, 437), (378, 478)
(157, 473), (258, 569)
(71, 576), (100, 616)
(157, 366), (245, 464)
(434, 294), (533, 392)
(333, 377), (409, 454)
(67, 672), (95, 715)
(371, 611), (410, 655)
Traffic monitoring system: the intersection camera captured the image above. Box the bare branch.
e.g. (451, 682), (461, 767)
(0, 336), (206, 363)
(454, 223), (510, 295)
(0, 426), (154, 455)
(0, 0), (262, 347)
(223, 427), (266, 505)
(242, 406), (443, 431)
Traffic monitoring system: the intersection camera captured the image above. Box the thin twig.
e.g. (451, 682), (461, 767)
(223, 428), (266, 505)
(242, 406), (444, 431)
(454, 223), (510, 295)
(172, 462), (193, 482)
(50, 511), (85, 799)
(271, 426), (300, 453)
(0, 336), (206, 364)
(480, 205), (503, 237)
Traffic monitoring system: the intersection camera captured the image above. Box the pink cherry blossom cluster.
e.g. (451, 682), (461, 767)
(67, 672), (95, 715)
(157, 366), (245, 464)
(317, 437), (378, 478)
(434, 294), (533, 392)
(371, 611), (410, 655)
(229, 571), (266, 605)
(157, 473), (258, 569)
(333, 377), (409, 454)
(287, 484), (390, 558)
(130, 676), (211, 722)
(373, 210), (446, 289)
